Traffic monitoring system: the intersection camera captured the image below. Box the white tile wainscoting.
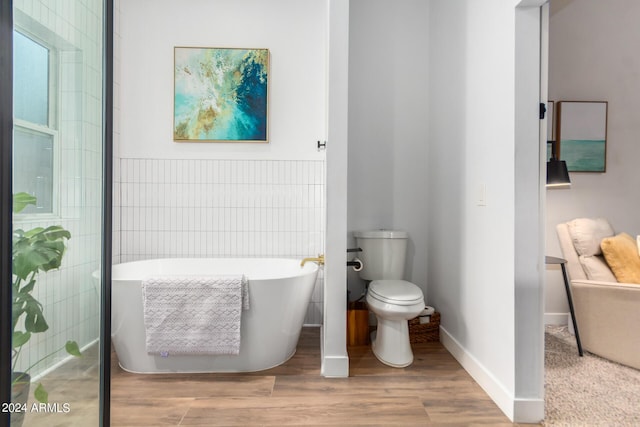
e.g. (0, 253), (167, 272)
(116, 158), (326, 325)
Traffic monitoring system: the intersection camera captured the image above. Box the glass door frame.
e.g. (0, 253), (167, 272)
(101, 1), (114, 426)
(0, 1), (114, 425)
(1, 2), (15, 425)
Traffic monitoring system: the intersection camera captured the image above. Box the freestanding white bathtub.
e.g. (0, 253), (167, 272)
(110, 258), (318, 373)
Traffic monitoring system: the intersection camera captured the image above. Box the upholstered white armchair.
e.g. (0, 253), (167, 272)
(556, 218), (640, 370)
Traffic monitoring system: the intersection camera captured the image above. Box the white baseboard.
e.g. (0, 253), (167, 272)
(319, 326), (349, 378)
(439, 326), (515, 420)
(439, 326), (544, 423)
(544, 312), (569, 325)
(321, 355), (349, 377)
(514, 397), (545, 423)
(30, 339), (99, 383)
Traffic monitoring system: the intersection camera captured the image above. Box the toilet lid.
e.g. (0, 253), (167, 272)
(368, 280), (424, 305)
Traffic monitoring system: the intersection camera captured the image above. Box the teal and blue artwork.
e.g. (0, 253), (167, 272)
(558, 101), (607, 172)
(174, 47), (269, 142)
(560, 139), (606, 172)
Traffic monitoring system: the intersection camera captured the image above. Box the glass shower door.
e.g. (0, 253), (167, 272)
(6, 0), (110, 425)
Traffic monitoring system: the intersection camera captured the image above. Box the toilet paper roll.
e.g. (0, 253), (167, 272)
(352, 257), (364, 272)
(418, 306), (436, 324)
(422, 306), (435, 316)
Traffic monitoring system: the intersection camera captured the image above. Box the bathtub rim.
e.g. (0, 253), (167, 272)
(105, 257), (319, 282)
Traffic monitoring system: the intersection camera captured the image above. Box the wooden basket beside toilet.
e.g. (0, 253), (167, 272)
(347, 301), (370, 346)
(408, 311), (440, 343)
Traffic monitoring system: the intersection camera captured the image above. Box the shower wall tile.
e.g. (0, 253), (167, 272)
(12, 0), (104, 378)
(118, 158), (326, 324)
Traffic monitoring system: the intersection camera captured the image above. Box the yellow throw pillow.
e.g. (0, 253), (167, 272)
(600, 233), (640, 284)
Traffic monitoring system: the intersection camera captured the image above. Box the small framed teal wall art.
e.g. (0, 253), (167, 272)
(174, 47), (269, 142)
(557, 101), (608, 172)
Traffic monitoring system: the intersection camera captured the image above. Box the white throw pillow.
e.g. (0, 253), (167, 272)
(568, 218), (614, 257)
(579, 255), (618, 282)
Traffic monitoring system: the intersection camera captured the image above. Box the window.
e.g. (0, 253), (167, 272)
(13, 30), (57, 214)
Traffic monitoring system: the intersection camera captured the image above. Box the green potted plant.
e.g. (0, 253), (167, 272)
(11, 192), (81, 425)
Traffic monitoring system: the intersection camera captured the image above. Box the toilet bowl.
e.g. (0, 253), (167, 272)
(366, 279), (424, 367)
(354, 229), (426, 368)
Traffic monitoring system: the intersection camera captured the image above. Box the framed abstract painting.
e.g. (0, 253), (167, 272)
(557, 101), (608, 172)
(174, 47), (269, 142)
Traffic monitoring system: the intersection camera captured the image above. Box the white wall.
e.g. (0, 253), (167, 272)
(428, 0), (516, 393)
(323, 0), (350, 377)
(347, 0), (429, 300)
(514, 4), (546, 420)
(427, 0), (543, 422)
(546, 0), (640, 320)
(118, 0), (329, 325)
(119, 0), (326, 161)
(113, 0), (122, 265)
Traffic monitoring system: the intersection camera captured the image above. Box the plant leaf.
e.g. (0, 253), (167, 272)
(34, 383), (48, 403)
(19, 278), (37, 294)
(36, 226), (71, 241)
(12, 331), (31, 348)
(65, 341), (82, 357)
(12, 300), (26, 326)
(13, 192), (37, 213)
(22, 293), (49, 333)
(12, 227), (70, 279)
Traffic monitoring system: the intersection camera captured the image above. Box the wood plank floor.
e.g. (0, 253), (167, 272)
(109, 327), (539, 426)
(18, 327), (540, 426)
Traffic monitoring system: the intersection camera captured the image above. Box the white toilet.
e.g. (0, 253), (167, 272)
(354, 230), (425, 368)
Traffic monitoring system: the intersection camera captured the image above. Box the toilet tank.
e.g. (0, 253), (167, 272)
(354, 230), (408, 281)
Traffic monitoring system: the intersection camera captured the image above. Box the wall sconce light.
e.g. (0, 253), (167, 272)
(546, 140), (571, 188)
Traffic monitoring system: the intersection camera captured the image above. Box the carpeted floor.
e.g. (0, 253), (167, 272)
(544, 325), (640, 426)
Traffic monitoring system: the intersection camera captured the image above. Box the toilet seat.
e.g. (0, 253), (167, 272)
(368, 280), (423, 306)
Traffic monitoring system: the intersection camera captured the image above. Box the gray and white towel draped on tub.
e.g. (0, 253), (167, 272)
(141, 275), (250, 356)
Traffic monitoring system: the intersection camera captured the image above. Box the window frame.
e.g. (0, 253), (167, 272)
(13, 28), (61, 220)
